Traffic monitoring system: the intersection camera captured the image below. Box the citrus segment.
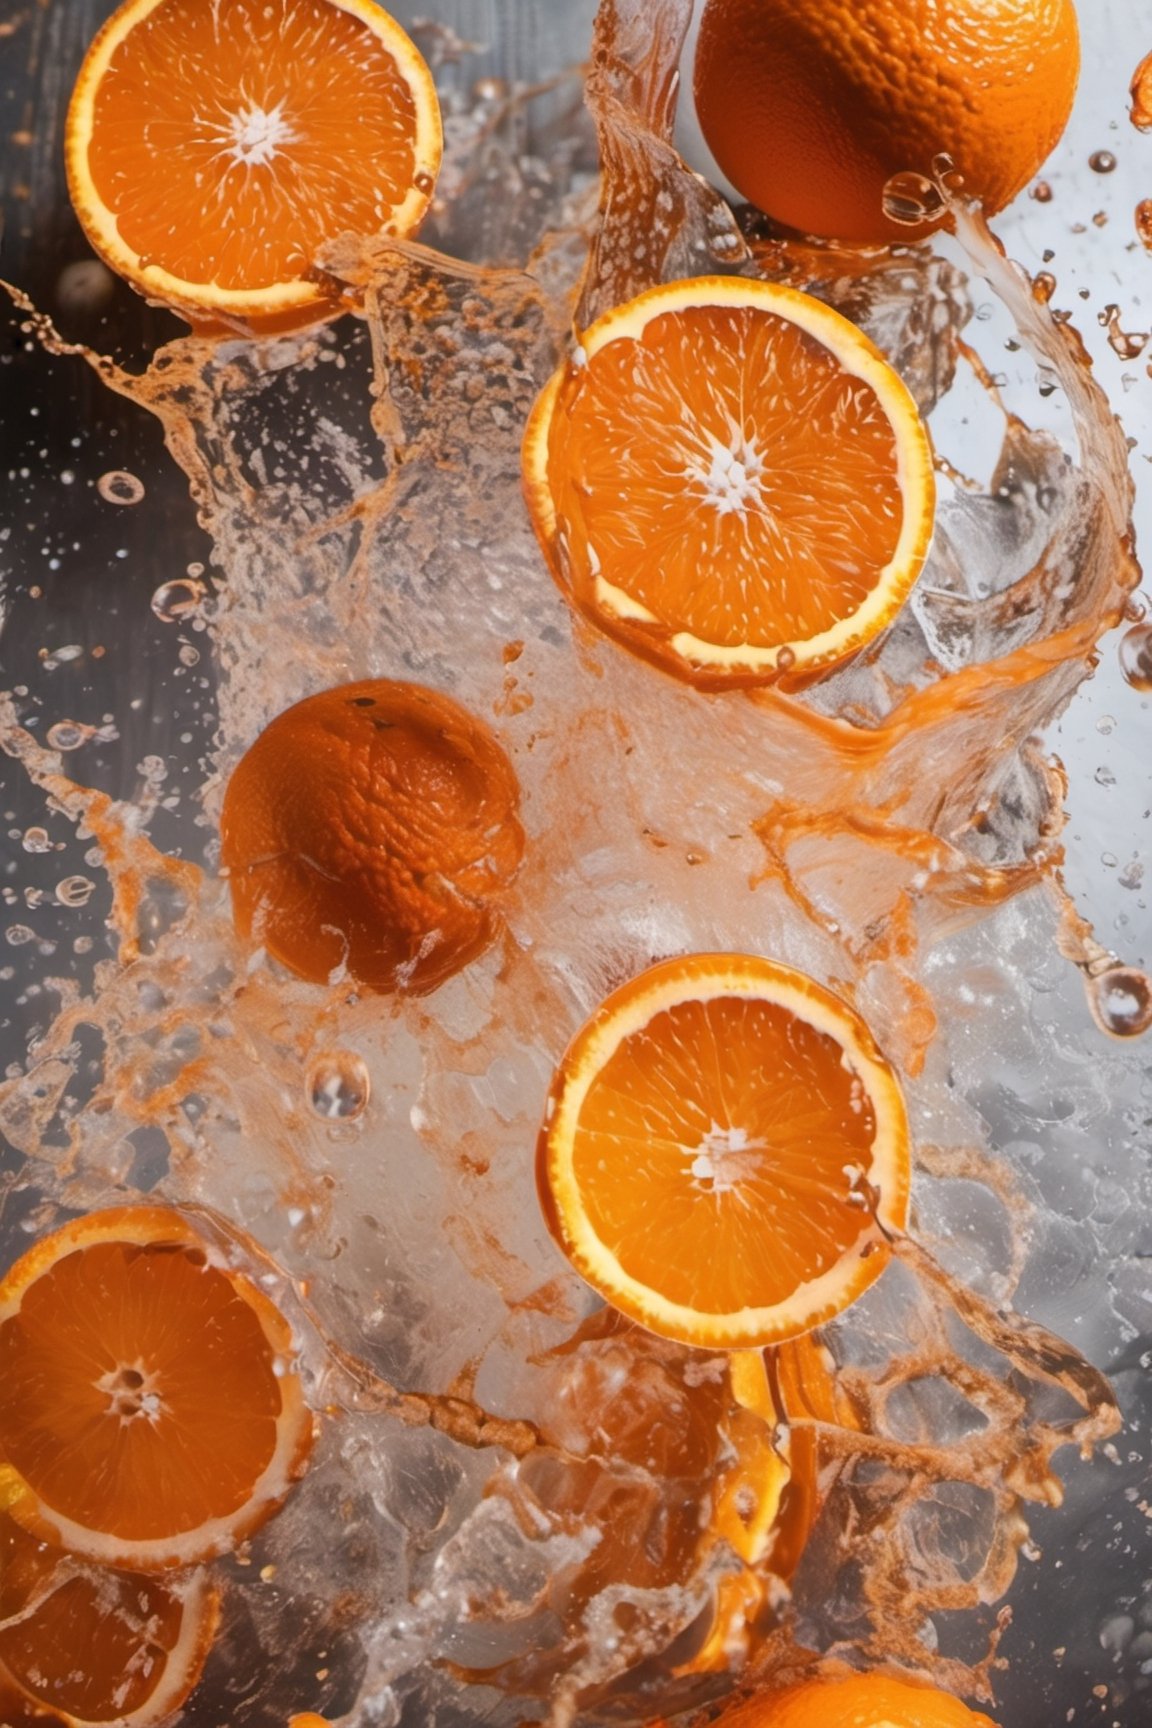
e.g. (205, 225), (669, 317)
(0, 1207), (313, 1569)
(538, 953), (910, 1348)
(522, 277), (934, 688)
(65, 0), (442, 326)
(712, 1669), (1000, 1726)
(220, 679), (525, 993)
(0, 1510), (218, 1727)
(694, 0), (1080, 244)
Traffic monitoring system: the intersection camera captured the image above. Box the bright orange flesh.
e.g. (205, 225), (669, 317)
(538, 953), (910, 1348)
(66, 0), (441, 325)
(220, 679), (525, 994)
(694, 0), (1080, 243)
(523, 277), (934, 689)
(0, 1511), (218, 1726)
(577, 994), (879, 1309)
(0, 1207), (313, 1569)
(713, 1670), (1000, 1727)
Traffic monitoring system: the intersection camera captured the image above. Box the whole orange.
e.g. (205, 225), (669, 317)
(693, 0), (1080, 243)
(220, 680), (524, 993)
(712, 1670), (1000, 1727)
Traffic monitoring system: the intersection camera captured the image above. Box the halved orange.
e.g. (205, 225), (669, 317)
(537, 953), (910, 1348)
(65, 0), (442, 330)
(522, 276), (935, 688)
(0, 1510), (219, 1727)
(0, 1206), (314, 1570)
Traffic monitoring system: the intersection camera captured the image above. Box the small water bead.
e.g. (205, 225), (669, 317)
(307, 1052), (370, 1121)
(1119, 622), (1152, 691)
(881, 169), (949, 227)
(1032, 271), (1056, 305)
(1030, 180), (1054, 203)
(21, 828), (51, 854)
(5, 925), (35, 947)
(151, 578), (206, 623)
(55, 876), (95, 909)
(97, 470), (145, 506)
(46, 720), (93, 752)
(1089, 150), (1117, 174)
(1087, 967), (1152, 1039)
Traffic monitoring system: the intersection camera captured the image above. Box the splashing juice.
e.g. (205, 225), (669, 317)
(1, 0), (1150, 1723)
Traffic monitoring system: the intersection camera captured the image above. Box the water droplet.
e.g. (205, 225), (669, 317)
(55, 876), (95, 908)
(1119, 621), (1152, 691)
(151, 578), (206, 623)
(1032, 271), (1056, 305)
(307, 1052), (371, 1120)
(5, 925), (35, 947)
(1030, 180), (1054, 203)
(1089, 150), (1117, 174)
(1131, 50), (1152, 130)
(97, 470), (145, 506)
(46, 720), (92, 752)
(775, 644), (797, 672)
(881, 170), (948, 226)
(21, 827), (51, 854)
(472, 77), (507, 103)
(413, 170), (436, 195)
(55, 258), (116, 315)
(1095, 713), (1117, 735)
(1087, 966), (1152, 1038)
(178, 643), (201, 667)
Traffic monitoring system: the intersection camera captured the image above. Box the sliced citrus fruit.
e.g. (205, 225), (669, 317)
(220, 679), (525, 994)
(522, 275), (935, 688)
(537, 953), (910, 1348)
(0, 1509), (218, 1727)
(0, 1206), (313, 1570)
(65, 0), (442, 330)
(712, 1669), (1000, 1726)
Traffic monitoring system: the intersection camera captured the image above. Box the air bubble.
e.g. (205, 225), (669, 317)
(151, 578), (207, 623)
(55, 876), (95, 908)
(881, 170), (948, 227)
(97, 470), (146, 505)
(46, 721), (92, 752)
(1119, 622), (1152, 691)
(1087, 966), (1152, 1039)
(307, 1052), (371, 1120)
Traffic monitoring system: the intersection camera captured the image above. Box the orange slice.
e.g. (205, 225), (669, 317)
(522, 276), (935, 688)
(219, 679), (525, 994)
(65, 0), (442, 330)
(0, 1206), (314, 1569)
(537, 953), (910, 1348)
(712, 1669), (1000, 1726)
(0, 1510), (218, 1727)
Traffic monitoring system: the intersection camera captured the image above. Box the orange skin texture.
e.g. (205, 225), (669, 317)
(220, 680), (525, 993)
(693, 0), (1080, 242)
(712, 1671), (1000, 1728)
